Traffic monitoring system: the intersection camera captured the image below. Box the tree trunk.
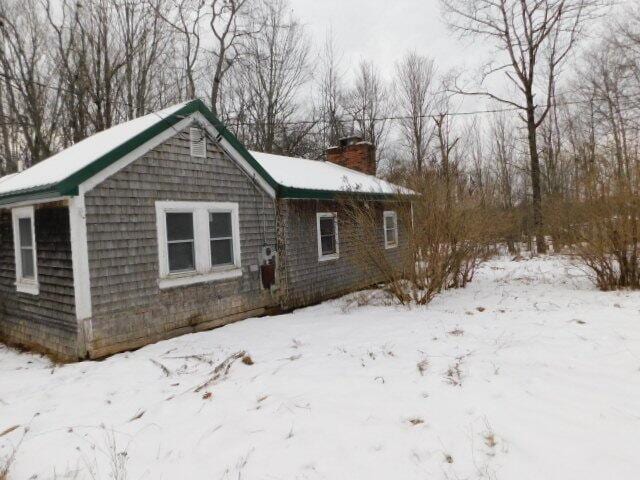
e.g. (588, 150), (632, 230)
(526, 100), (546, 254)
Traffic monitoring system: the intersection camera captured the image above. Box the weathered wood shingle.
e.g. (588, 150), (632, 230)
(277, 199), (408, 308)
(0, 206), (77, 359)
(84, 127), (277, 357)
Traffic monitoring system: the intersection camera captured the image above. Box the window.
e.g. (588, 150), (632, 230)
(156, 201), (241, 289)
(190, 127), (206, 158)
(12, 206), (38, 295)
(166, 212), (195, 273)
(210, 212), (234, 266)
(384, 211), (398, 249)
(316, 212), (339, 261)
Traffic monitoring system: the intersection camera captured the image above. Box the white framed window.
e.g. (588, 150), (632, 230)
(317, 212), (339, 261)
(156, 201), (241, 289)
(12, 206), (39, 295)
(383, 210), (398, 249)
(190, 127), (206, 158)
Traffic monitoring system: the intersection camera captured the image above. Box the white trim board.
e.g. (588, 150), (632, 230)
(383, 210), (398, 249)
(79, 112), (276, 199)
(68, 195), (92, 321)
(316, 212), (340, 262)
(155, 200), (243, 289)
(193, 111), (276, 198)
(11, 205), (39, 295)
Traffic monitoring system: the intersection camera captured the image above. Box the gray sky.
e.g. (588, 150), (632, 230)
(288, 0), (486, 79)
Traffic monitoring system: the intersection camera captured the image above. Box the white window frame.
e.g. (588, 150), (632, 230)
(156, 201), (241, 289)
(12, 205), (39, 295)
(383, 210), (398, 249)
(316, 212), (339, 262)
(190, 127), (207, 158)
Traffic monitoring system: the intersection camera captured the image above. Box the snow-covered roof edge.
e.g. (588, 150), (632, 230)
(0, 99), (413, 206)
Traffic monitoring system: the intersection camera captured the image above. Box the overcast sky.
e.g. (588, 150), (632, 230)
(286, 0), (625, 98)
(287, 0), (487, 79)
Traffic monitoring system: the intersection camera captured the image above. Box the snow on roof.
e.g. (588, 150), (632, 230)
(0, 173), (17, 185)
(0, 98), (411, 203)
(0, 101), (191, 196)
(250, 150), (411, 196)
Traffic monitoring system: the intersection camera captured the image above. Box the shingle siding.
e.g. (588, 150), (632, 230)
(84, 127), (277, 358)
(0, 124), (411, 361)
(277, 199), (409, 308)
(0, 205), (77, 359)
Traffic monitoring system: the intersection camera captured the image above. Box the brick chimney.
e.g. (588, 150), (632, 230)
(326, 136), (376, 176)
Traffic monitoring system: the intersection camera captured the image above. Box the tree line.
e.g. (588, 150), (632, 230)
(1, 0), (640, 288)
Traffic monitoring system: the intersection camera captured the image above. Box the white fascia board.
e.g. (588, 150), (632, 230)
(80, 111), (276, 199)
(79, 115), (195, 194)
(192, 111), (276, 199)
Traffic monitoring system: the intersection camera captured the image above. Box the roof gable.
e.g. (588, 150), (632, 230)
(0, 99), (410, 206)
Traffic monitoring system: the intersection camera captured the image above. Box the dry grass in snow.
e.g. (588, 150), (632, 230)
(0, 256), (639, 479)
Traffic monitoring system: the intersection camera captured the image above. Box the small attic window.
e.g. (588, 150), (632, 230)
(190, 127), (206, 158)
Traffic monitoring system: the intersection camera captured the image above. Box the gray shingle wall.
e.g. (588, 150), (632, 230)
(84, 127), (277, 357)
(0, 205), (77, 359)
(277, 199), (409, 308)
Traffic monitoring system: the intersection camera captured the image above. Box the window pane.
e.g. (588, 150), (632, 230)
(321, 235), (336, 255)
(168, 242), (195, 272)
(21, 248), (34, 278)
(385, 215), (396, 230)
(319, 217), (334, 236)
(19, 218), (32, 247)
(211, 239), (233, 266)
(210, 212), (232, 238)
(386, 229), (396, 245)
(166, 213), (194, 241)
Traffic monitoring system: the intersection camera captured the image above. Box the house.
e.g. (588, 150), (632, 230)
(0, 99), (412, 361)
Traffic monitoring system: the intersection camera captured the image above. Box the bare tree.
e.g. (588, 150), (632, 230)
(205, 0), (255, 116)
(0, 0), (63, 165)
(394, 52), (436, 174)
(117, 0), (171, 119)
(441, 0), (608, 253)
(317, 34), (347, 149)
(344, 60), (389, 149)
(234, 0), (311, 154)
(152, 0), (205, 99)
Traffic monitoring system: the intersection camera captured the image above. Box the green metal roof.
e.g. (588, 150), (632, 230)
(0, 99), (408, 206)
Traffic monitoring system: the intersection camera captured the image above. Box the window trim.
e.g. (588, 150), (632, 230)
(156, 201), (241, 289)
(383, 210), (398, 249)
(316, 212), (339, 262)
(12, 205), (39, 295)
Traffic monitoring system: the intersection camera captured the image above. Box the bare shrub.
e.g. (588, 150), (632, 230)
(0, 451), (14, 480)
(444, 355), (465, 386)
(343, 171), (497, 305)
(80, 429), (129, 480)
(548, 172), (640, 290)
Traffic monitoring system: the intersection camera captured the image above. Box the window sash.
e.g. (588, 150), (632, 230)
(384, 211), (398, 248)
(209, 211), (235, 267)
(20, 246), (35, 278)
(317, 213), (339, 260)
(167, 239), (196, 273)
(210, 238), (234, 266)
(165, 212), (196, 273)
(156, 202), (241, 281)
(12, 206), (38, 293)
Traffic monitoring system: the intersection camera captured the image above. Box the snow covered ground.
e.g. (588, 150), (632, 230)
(1, 256), (639, 480)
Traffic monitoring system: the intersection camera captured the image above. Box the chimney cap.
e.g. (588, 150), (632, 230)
(338, 135), (363, 147)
